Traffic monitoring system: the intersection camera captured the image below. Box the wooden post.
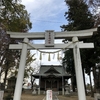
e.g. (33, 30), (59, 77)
(62, 76), (64, 95)
(45, 80), (46, 91)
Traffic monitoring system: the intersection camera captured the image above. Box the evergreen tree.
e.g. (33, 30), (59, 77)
(61, 0), (94, 31)
(0, 0), (32, 32)
(0, 0), (33, 90)
(61, 0), (95, 92)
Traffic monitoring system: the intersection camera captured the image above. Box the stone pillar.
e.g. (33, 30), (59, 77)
(38, 87), (40, 95)
(32, 86), (37, 95)
(38, 76), (41, 94)
(65, 83), (70, 95)
(72, 37), (86, 100)
(13, 38), (28, 100)
(62, 88), (64, 95)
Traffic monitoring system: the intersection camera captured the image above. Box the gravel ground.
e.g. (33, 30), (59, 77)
(21, 94), (45, 100)
(21, 94), (94, 100)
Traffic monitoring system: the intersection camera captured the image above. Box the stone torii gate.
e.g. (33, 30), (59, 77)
(7, 28), (97, 100)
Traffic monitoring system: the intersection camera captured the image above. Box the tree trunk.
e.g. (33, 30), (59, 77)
(93, 66), (96, 93)
(31, 74), (35, 90)
(71, 74), (76, 92)
(4, 68), (8, 90)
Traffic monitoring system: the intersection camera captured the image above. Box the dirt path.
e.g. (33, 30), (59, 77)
(57, 95), (94, 100)
(21, 94), (94, 100)
(21, 94), (45, 100)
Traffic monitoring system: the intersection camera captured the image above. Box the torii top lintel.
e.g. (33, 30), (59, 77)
(7, 28), (97, 40)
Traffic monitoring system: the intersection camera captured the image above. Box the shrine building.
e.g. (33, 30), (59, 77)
(32, 65), (71, 94)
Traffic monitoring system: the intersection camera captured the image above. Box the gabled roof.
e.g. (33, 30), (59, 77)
(32, 65), (71, 78)
(44, 66), (60, 74)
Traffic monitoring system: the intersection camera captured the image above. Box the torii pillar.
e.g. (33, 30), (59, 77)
(72, 37), (86, 100)
(13, 38), (28, 100)
(7, 28), (97, 100)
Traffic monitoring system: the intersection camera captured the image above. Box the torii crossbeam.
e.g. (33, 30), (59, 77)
(8, 28), (97, 100)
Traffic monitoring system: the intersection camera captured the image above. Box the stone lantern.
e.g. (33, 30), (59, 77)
(65, 80), (70, 95)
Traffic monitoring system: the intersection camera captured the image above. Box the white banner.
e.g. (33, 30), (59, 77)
(46, 90), (52, 100)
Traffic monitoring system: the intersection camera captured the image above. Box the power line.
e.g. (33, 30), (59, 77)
(32, 18), (65, 23)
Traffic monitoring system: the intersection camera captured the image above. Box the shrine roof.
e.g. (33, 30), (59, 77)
(32, 65), (71, 78)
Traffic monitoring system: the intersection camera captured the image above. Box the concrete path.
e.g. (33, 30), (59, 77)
(52, 92), (59, 100)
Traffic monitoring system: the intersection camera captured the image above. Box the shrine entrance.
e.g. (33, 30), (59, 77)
(46, 78), (57, 90)
(8, 28), (97, 100)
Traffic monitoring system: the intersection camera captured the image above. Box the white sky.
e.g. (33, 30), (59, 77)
(21, 0), (66, 65)
(21, 0), (68, 32)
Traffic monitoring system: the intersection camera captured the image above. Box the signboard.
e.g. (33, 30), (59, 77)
(45, 30), (54, 47)
(46, 90), (52, 100)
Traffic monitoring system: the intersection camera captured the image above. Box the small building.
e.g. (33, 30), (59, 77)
(32, 65), (71, 95)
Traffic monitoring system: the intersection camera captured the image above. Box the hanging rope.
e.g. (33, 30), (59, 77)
(24, 41), (75, 54)
(48, 53), (51, 61)
(39, 52), (42, 60)
(57, 52), (59, 60)
(23, 40), (79, 60)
